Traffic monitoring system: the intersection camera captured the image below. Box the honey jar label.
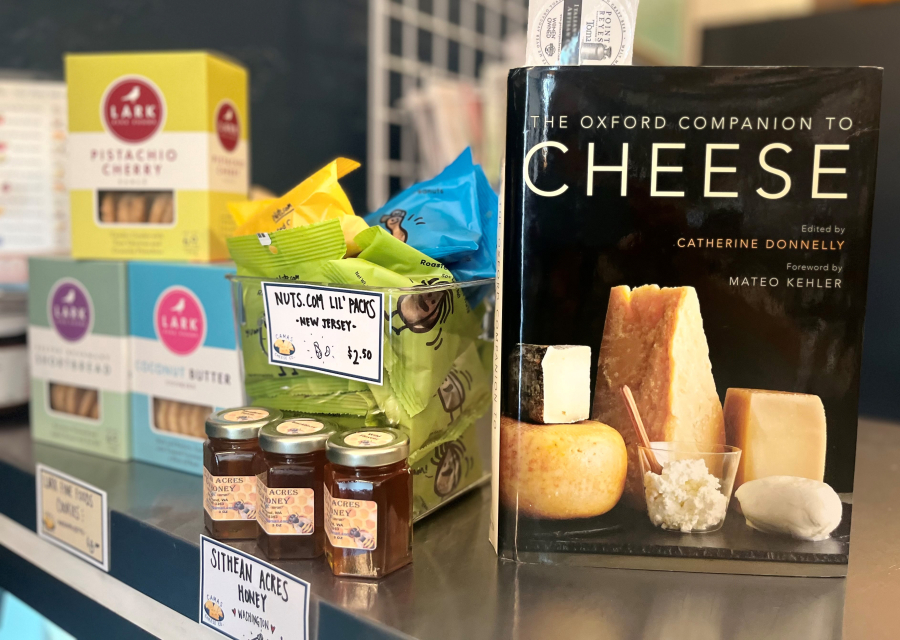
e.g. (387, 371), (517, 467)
(222, 408), (269, 422)
(256, 476), (315, 535)
(203, 469), (257, 521)
(277, 419), (324, 435)
(324, 486), (377, 550)
(344, 431), (393, 448)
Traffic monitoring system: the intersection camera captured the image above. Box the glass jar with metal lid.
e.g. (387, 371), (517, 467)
(252, 417), (337, 560)
(203, 407), (281, 540)
(324, 428), (412, 578)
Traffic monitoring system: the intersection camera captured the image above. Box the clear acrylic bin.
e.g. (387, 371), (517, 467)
(228, 275), (494, 520)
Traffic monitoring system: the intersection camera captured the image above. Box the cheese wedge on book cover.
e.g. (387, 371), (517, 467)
(724, 388), (826, 491)
(593, 285), (725, 508)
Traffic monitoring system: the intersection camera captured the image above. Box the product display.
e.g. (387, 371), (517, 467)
(724, 388), (827, 490)
(0, 79), (68, 285)
(324, 428), (413, 578)
(227, 157), (495, 520)
(254, 417), (336, 560)
(28, 258), (131, 460)
(494, 66), (882, 573)
(66, 51), (248, 261)
(203, 407), (279, 540)
(129, 261), (244, 474)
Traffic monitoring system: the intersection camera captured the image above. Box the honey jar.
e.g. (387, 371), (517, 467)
(324, 428), (412, 578)
(253, 417), (336, 560)
(203, 407), (281, 539)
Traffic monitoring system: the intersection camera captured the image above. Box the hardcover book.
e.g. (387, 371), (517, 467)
(491, 66), (882, 575)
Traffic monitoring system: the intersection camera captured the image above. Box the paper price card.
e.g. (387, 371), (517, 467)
(35, 464), (109, 571)
(200, 536), (310, 640)
(262, 282), (384, 385)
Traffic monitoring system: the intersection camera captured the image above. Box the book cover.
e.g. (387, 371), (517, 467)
(492, 66), (882, 575)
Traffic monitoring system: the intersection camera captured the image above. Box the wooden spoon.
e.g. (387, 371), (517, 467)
(620, 385), (663, 475)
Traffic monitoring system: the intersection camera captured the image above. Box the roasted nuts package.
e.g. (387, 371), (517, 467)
(492, 66), (882, 575)
(66, 51), (248, 261)
(28, 257), (131, 460)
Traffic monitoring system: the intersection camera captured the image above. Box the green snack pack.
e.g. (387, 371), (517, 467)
(369, 341), (491, 463)
(227, 218), (346, 279)
(411, 423), (484, 519)
(355, 225), (454, 283)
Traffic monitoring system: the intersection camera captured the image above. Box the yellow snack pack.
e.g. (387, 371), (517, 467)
(66, 51), (249, 261)
(230, 158), (367, 255)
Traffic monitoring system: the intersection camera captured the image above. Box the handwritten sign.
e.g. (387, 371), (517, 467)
(199, 536), (310, 640)
(262, 282), (384, 384)
(35, 464), (109, 571)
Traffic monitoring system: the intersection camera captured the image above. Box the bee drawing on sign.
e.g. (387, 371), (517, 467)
(438, 368), (472, 421)
(429, 441), (473, 497)
(380, 209), (409, 242)
(390, 279), (454, 350)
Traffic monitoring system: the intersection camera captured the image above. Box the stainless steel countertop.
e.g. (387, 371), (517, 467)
(1, 417), (898, 639)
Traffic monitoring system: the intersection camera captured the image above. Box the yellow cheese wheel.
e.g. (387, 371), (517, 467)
(500, 417), (627, 519)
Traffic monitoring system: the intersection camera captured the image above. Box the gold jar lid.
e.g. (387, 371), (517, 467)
(205, 407), (282, 440)
(325, 428), (409, 468)
(259, 417), (338, 455)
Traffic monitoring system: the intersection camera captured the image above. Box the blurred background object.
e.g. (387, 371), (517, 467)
(0, 75), (67, 286)
(701, 2), (900, 421)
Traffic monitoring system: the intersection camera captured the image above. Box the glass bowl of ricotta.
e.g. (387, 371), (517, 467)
(638, 443), (742, 533)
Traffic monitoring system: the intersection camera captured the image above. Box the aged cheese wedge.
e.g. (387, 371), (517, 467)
(724, 388), (826, 490)
(593, 285), (725, 508)
(509, 344), (591, 424)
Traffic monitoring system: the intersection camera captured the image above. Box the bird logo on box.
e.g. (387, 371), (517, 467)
(120, 85), (141, 103)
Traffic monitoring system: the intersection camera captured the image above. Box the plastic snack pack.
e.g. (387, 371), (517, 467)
(229, 158), (368, 255)
(444, 166), (498, 282)
(363, 148), (484, 264)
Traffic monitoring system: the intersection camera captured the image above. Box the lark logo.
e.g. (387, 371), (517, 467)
(154, 286), (206, 355)
(101, 76), (165, 143)
(48, 278), (94, 342)
(215, 100), (240, 152)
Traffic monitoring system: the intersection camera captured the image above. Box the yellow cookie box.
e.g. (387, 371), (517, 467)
(66, 51), (249, 261)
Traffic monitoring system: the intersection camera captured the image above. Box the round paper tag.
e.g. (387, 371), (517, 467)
(277, 420), (325, 435)
(344, 431), (393, 448)
(222, 409), (270, 423)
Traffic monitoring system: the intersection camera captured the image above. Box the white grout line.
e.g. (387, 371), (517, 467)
(0, 513), (220, 640)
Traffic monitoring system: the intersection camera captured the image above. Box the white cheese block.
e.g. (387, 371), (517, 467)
(735, 476), (842, 541)
(509, 344), (591, 424)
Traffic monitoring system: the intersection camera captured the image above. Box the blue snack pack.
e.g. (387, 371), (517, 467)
(445, 164), (498, 282)
(365, 148), (483, 264)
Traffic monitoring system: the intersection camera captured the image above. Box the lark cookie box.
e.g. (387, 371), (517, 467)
(28, 257), (131, 460)
(65, 51), (248, 262)
(129, 261), (244, 474)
